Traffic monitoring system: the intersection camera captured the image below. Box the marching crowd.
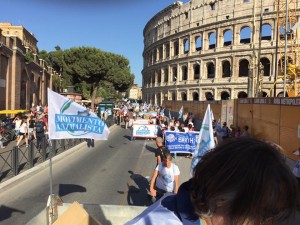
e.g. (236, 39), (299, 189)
(111, 102), (300, 225)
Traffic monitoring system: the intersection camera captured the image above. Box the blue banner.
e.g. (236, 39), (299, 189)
(164, 131), (199, 154)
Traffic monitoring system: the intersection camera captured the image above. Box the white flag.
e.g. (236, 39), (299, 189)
(47, 88), (110, 140)
(190, 104), (216, 176)
(210, 108), (215, 122)
(178, 106), (183, 119)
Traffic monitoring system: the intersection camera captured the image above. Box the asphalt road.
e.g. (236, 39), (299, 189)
(0, 124), (192, 225)
(0, 124), (299, 225)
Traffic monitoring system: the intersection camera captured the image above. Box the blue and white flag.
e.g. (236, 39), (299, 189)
(48, 88), (110, 140)
(178, 106), (183, 119)
(143, 103), (148, 111)
(190, 104), (216, 176)
(160, 108), (165, 117)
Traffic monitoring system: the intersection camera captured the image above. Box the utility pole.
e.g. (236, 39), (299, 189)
(255, 0), (264, 97)
(249, 0), (257, 98)
(283, 0), (289, 97)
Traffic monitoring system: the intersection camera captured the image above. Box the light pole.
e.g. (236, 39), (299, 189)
(255, 0), (264, 97)
(283, 0), (289, 97)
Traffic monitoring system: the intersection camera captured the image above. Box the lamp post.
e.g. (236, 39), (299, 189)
(283, 0), (289, 97)
(255, 0), (264, 97)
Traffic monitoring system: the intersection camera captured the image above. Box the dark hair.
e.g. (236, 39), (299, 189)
(161, 150), (172, 161)
(191, 138), (298, 224)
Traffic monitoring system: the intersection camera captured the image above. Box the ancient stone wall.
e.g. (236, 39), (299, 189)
(143, 0), (300, 105)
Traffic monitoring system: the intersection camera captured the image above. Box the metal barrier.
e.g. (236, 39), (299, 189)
(0, 138), (85, 183)
(0, 119), (115, 184)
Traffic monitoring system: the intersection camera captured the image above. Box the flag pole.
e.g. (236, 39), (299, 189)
(48, 138), (55, 224)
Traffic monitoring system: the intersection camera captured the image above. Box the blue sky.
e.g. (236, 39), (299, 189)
(1, 0), (188, 87)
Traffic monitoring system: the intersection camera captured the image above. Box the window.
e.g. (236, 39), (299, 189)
(184, 39), (190, 53)
(223, 30), (232, 46)
(210, 3), (215, 10)
(185, 12), (188, 19)
(264, 8), (269, 12)
(244, 0), (250, 2)
(240, 27), (251, 44)
(173, 41), (179, 56)
(182, 66), (188, 81)
(165, 43), (170, 58)
(195, 36), (202, 51)
(209, 32), (216, 49)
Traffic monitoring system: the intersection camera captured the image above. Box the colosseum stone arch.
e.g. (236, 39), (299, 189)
(142, 0), (300, 105)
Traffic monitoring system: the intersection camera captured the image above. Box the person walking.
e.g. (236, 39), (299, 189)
(16, 117), (28, 147)
(0, 133), (5, 148)
(27, 115), (36, 141)
(155, 137), (168, 165)
(150, 152), (180, 202)
(35, 115), (46, 153)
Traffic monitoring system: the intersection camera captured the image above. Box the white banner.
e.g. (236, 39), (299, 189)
(132, 124), (158, 138)
(48, 88), (110, 140)
(134, 119), (149, 125)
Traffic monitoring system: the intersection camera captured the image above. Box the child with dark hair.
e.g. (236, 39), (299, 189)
(126, 138), (299, 225)
(150, 152), (180, 202)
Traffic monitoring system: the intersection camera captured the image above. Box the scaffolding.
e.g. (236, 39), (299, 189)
(271, 0), (300, 97)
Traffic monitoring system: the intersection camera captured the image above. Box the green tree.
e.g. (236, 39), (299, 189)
(39, 46), (135, 106)
(105, 53), (134, 92)
(64, 47), (134, 109)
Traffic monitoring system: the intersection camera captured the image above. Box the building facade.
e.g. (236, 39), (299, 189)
(0, 23), (53, 111)
(142, 0), (300, 105)
(0, 22), (38, 54)
(127, 83), (142, 100)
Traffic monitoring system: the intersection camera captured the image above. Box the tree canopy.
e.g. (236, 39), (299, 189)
(39, 46), (134, 108)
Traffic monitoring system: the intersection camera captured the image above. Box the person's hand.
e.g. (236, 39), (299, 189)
(150, 188), (156, 197)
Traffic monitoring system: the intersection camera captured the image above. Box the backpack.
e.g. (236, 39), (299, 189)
(36, 122), (44, 133)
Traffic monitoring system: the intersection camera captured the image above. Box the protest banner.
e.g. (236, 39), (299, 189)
(165, 131), (200, 154)
(132, 124), (158, 138)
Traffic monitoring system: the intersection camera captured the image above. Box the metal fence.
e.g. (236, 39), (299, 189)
(0, 117), (116, 184)
(0, 138), (84, 183)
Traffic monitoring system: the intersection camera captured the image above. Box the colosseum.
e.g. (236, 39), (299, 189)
(142, 0), (300, 105)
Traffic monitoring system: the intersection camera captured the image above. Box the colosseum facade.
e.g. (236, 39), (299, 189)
(142, 0), (300, 105)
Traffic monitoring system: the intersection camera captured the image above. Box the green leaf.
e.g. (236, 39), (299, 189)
(61, 100), (72, 113)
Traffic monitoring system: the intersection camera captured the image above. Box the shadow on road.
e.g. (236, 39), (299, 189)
(126, 170), (152, 206)
(144, 145), (156, 153)
(0, 205), (25, 221)
(123, 135), (132, 141)
(58, 184), (87, 197)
